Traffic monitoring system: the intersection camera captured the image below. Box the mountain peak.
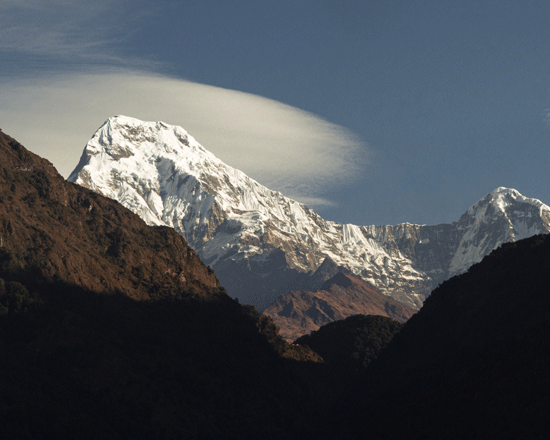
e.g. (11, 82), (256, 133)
(466, 187), (546, 215)
(491, 186), (518, 195)
(68, 116), (550, 310)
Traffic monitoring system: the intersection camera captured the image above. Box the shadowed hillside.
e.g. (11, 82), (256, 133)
(296, 314), (403, 374)
(343, 233), (550, 439)
(0, 130), (323, 440)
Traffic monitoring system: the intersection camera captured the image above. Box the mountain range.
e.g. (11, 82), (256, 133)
(0, 127), (322, 440)
(68, 116), (550, 312)
(2, 127), (549, 439)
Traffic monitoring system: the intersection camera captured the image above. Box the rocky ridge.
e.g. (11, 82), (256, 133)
(0, 128), (220, 301)
(263, 272), (416, 341)
(68, 116), (550, 310)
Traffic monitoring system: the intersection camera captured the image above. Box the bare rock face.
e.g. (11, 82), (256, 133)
(68, 116), (550, 311)
(263, 272), (416, 341)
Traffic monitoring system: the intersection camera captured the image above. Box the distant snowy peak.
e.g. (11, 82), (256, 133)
(69, 116), (550, 310)
(464, 187), (548, 223)
(68, 116), (332, 267)
(69, 115), (254, 227)
(447, 187), (550, 275)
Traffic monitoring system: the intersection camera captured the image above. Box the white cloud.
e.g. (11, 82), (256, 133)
(0, 71), (368, 208)
(0, 1), (368, 208)
(0, 0), (153, 65)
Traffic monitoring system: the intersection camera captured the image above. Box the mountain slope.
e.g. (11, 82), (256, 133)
(0, 128), (220, 301)
(2, 127), (549, 439)
(344, 233), (550, 439)
(0, 128), (326, 440)
(68, 116), (550, 310)
(263, 272), (415, 341)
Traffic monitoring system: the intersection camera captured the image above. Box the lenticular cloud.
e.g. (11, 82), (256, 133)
(0, 70), (367, 208)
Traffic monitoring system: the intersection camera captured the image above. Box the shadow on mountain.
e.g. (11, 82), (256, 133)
(0, 277), (328, 440)
(2, 128), (550, 439)
(341, 233), (550, 439)
(0, 129), (324, 440)
(296, 314), (403, 376)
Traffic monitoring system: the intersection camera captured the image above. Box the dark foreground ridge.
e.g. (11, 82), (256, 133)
(348, 233), (550, 439)
(1, 129), (550, 439)
(0, 130), (323, 440)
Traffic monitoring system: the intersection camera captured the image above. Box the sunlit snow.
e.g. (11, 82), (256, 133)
(68, 116), (550, 309)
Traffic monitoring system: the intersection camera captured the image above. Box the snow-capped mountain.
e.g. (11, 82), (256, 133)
(68, 116), (550, 310)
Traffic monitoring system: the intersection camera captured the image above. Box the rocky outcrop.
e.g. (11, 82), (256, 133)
(263, 272), (416, 341)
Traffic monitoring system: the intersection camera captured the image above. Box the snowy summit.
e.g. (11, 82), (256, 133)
(69, 116), (550, 310)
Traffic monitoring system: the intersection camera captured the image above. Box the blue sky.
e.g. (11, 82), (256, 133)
(1, 0), (549, 226)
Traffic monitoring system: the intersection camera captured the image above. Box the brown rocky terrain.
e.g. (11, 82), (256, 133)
(264, 272), (416, 341)
(0, 129), (221, 301)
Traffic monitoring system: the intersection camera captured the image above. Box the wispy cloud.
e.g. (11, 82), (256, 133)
(0, 1), (369, 209)
(0, 71), (367, 208)
(0, 0), (155, 67)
